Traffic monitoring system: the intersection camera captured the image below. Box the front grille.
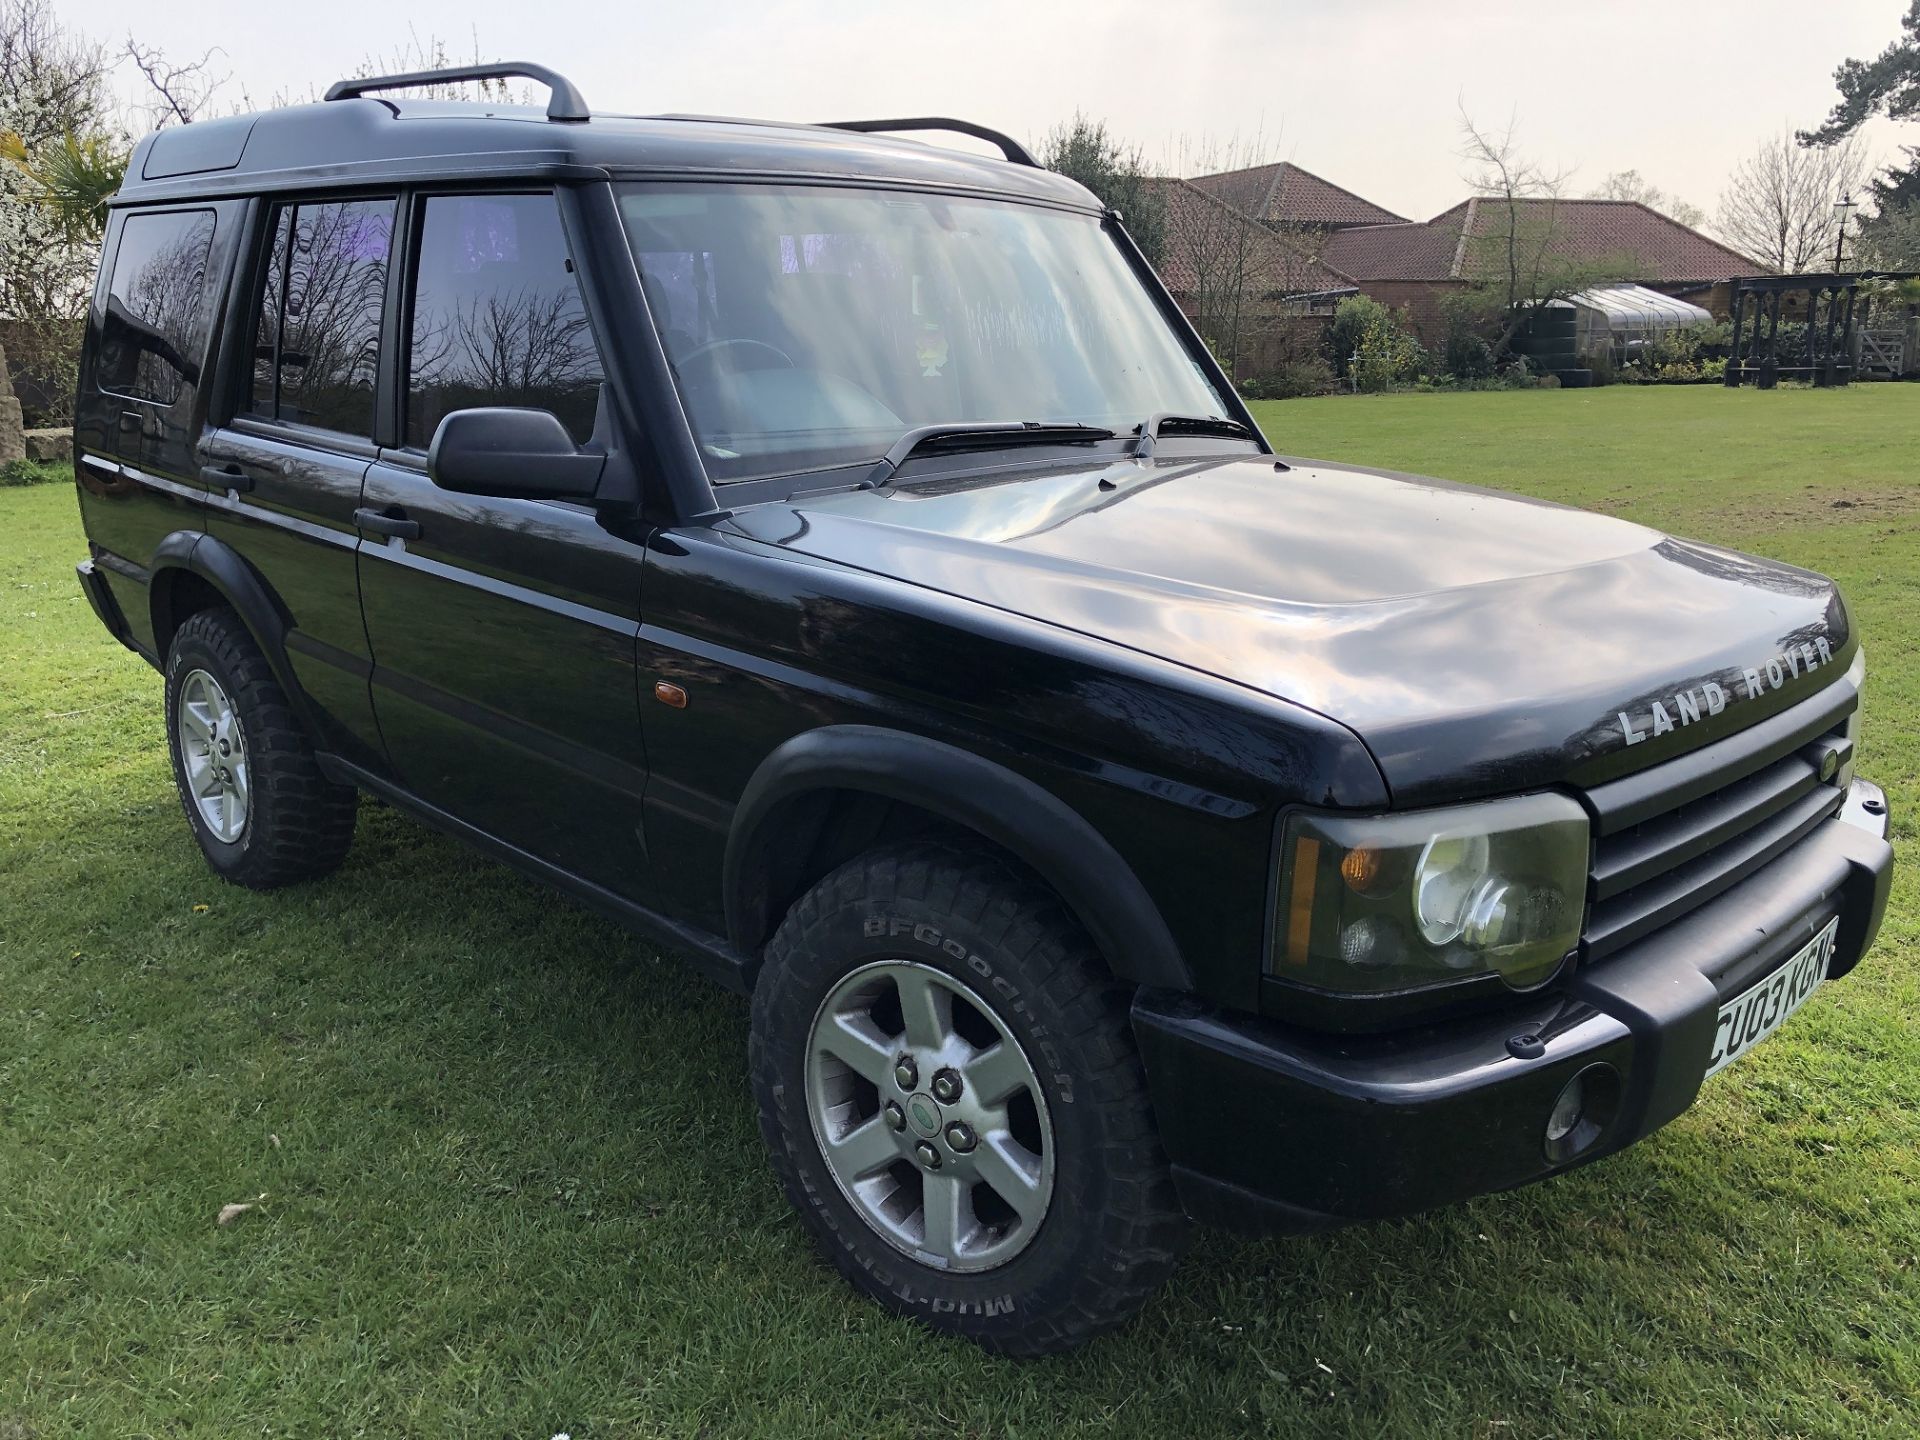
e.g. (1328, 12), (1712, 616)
(1579, 683), (1855, 961)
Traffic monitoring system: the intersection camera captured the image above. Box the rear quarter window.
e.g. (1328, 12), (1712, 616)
(96, 208), (217, 406)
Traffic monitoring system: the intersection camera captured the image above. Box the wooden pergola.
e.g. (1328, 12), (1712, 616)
(1725, 271), (1920, 388)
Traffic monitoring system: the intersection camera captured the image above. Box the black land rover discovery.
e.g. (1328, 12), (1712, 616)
(72, 63), (1894, 1355)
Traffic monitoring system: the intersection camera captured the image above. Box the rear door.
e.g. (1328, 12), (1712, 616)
(203, 196), (397, 769)
(356, 189), (652, 896)
(76, 204), (227, 635)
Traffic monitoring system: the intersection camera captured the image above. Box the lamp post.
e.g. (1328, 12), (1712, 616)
(1833, 192), (1857, 271)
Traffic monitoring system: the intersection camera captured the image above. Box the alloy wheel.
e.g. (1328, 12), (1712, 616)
(176, 667), (250, 844)
(804, 960), (1055, 1272)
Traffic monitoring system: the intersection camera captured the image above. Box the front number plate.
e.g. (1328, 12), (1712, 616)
(1704, 916), (1839, 1079)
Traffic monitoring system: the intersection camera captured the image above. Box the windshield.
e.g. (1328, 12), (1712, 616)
(616, 184), (1234, 482)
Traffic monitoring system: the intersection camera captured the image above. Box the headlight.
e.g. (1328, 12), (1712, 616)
(1270, 793), (1589, 995)
(1839, 646), (1866, 788)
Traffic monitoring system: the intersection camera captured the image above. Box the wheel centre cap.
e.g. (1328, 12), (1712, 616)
(906, 1093), (942, 1137)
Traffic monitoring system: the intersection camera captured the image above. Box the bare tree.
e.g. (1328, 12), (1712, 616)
(241, 27), (524, 110)
(125, 39), (229, 128)
(1456, 106), (1639, 359)
(1716, 129), (1869, 273)
(1458, 106), (1570, 309)
(1160, 133), (1316, 379)
(1590, 169), (1709, 230)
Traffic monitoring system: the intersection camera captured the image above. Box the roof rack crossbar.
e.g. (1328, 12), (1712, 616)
(324, 62), (590, 123)
(817, 117), (1037, 167)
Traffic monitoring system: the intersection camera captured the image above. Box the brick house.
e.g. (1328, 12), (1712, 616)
(1146, 176), (1360, 375)
(1166, 159), (1764, 357)
(1319, 197), (1765, 345)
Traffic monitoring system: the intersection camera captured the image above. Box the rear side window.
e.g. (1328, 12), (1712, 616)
(244, 198), (395, 438)
(404, 192), (603, 448)
(96, 208), (216, 405)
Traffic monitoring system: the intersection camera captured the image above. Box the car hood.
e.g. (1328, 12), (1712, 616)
(726, 453), (1853, 804)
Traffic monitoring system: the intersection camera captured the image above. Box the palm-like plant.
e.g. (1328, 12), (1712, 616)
(0, 128), (128, 240)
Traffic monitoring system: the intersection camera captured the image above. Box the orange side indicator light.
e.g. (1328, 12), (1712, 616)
(653, 681), (688, 709)
(1284, 836), (1320, 965)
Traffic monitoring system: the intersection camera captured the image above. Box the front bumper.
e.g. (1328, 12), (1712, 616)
(1134, 778), (1894, 1234)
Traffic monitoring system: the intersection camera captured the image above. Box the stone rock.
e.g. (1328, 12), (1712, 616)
(0, 339), (22, 464)
(23, 427), (71, 463)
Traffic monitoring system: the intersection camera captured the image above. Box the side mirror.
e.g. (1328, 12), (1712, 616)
(426, 407), (607, 500)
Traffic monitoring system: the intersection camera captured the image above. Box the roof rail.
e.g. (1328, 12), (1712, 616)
(324, 61), (590, 123)
(817, 117), (1037, 168)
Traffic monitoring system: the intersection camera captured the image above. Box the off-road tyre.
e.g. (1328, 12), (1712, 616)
(163, 607), (357, 888)
(750, 841), (1189, 1355)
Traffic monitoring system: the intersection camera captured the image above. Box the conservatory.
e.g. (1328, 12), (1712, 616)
(1559, 283), (1712, 360)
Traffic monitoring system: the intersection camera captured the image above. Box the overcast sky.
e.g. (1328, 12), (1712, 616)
(81, 0), (1909, 224)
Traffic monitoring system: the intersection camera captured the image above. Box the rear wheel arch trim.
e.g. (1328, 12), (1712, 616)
(148, 532), (301, 705)
(724, 724), (1193, 991)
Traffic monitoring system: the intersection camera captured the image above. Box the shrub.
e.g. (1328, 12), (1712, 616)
(1435, 288), (1504, 381)
(1240, 358), (1338, 401)
(1326, 297), (1424, 393)
(1615, 323), (1731, 384)
(1326, 295), (1387, 378)
(1328, 295), (1422, 385)
(0, 459), (63, 487)
(1443, 331), (1495, 381)
(1270, 358), (1337, 399)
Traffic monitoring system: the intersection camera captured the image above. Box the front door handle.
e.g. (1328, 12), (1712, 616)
(353, 506), (421, 541)
(200, 463), (256, 493)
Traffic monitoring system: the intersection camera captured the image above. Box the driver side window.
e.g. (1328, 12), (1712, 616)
(403, 192), (604, 449)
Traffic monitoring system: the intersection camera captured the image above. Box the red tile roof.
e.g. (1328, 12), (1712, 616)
(1318, 221), (1466, 283)
(1322, 197), (1765, 283)
(1187, 162), (1407, 229)
(1144, 178), (1358, 297)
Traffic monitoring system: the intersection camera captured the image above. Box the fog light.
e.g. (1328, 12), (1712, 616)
(1546, 1075), (1585, 1143)
(1542, 1063), (1620, 1165)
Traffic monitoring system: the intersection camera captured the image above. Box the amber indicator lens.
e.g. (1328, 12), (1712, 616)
(1339, 845), (1383, 893)
(1283, 836), (1320, 965)
(653, 681), (688, 709)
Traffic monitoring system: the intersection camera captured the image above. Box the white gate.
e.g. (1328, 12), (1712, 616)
(1859, 328), (1908, 378)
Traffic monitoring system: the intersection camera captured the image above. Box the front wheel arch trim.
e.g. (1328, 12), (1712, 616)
(725, 725), (1192, 992)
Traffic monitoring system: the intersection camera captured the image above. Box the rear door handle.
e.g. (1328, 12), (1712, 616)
(354, 507), (421, 541)
(200, 463), (255, 493)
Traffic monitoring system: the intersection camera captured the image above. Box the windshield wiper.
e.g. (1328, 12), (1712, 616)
(1132, 412), (1257, 461)
(870, 421), (1117, 485)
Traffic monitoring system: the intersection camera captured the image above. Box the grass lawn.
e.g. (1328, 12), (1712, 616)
(2, 384), (1917, 1437)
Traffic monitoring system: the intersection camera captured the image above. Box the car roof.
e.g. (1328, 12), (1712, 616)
(117, 95), (1101, 212)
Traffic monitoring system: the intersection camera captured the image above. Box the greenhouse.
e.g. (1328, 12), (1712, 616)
(1559, 284), (1713, 360)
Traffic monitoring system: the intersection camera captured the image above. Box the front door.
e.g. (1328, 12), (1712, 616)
(356, 190), (652, 897)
